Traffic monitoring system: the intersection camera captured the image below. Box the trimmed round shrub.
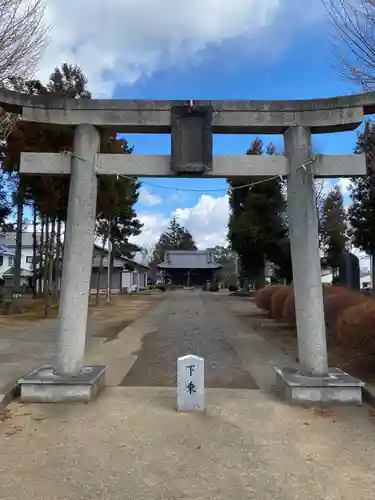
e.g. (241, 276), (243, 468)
(271, 285), (293, 320)
(324, 290), (367, 341)
(324, 285), (350, 296)
(282, 285), (348, 326)
(283, 291), (296, 324)
(255, 284), (285, 312)
(337, 299), (375, 352)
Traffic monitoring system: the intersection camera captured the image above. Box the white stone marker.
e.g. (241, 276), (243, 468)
(177, 354), (204, 412)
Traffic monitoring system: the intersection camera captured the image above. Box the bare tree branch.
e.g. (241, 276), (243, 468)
(0, 0), (49, 138)
(323, 0), (375, 89)
(0, 0), (49, 84)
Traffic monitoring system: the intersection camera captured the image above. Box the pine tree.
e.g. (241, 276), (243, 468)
(320, 184), (347, 276)
(1, 64), (144, 308)
(348, 120), (375, 291)
(228, 138), (291, 288)
(151, 217), (197, 264)
(95, 137), (142, 302)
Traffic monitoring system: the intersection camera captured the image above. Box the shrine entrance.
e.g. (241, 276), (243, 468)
(0, 88), (368, 405)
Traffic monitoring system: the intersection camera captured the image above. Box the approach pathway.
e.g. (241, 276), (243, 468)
(121, 289), (258, 389)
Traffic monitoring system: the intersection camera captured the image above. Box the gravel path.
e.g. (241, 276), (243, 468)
(121, 290), (258, 389)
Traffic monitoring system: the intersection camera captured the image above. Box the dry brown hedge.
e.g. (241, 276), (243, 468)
(325, 285), (351, 296)
(283, 291), (296, 324)
(271, 285), (292, 320)
(324, 290), (368, 340)
(337, 299), (375, 351)
(255, 284), (285, 312)
(283, 285), (348, 325)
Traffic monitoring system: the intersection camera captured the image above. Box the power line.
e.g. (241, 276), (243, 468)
(68, 150), (286, 194)
(118, 174), (284, 194)
(117, 154), (321, 194)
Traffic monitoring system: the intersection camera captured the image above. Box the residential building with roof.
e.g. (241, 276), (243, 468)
(0, 232), (149, 293)
(0, 231), (40, 279)
(91, 244), (149, 293)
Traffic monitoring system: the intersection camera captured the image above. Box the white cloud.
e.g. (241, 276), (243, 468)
(138, 187), (162, 206)
(131, 212), (170, 248)
(337, 178), (351, 201)
(36, 0), (324, 96)
(131, 194), (229, 249)
(174, 195), (229, 248)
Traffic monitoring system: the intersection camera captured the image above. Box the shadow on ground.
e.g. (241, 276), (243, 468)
(120, 291), (259, 389)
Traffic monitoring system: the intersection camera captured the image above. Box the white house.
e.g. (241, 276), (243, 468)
(321, 268), (372, 290)
(0, 244), (15, 279)
(360, 273), (372, 289)
(0, 232), (38, 278)
(321, 269), (333, 285)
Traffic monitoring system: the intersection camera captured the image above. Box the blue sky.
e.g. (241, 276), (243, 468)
(24, 0), (369, 254)
(109, 11), (361, 233)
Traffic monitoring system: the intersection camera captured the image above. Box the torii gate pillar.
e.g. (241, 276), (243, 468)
(284, 126), (328, 377)
(275, 126), (364, 405)
(56, 124), (100, 376)
(19, 124), (106, 403)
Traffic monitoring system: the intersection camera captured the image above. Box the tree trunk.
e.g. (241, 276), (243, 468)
(105, 221), (112, 304)
(254, 261), (266, 290)
(371, 251), (375, 296)
(38, 216), (44, 297)
(53, 218), (62, 301)
(43, 216), (49, 315)
(32, 202), (37, 298)
(45, 217), (55, 318)
(13, 194), (23, 295)
(59, 216), (66, 292)
(96, 240), (105, 306)
(108, 237), (115, 302)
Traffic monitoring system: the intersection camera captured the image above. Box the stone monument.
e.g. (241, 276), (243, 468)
(177, 354), (204, 412)
(338, 252), (360, 290)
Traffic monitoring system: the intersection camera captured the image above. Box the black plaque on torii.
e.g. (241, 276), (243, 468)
(171, 102), (213, 175)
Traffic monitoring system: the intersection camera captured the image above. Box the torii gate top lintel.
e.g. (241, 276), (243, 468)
(0, 87), (368, 179)
(0, 87), (372, 134)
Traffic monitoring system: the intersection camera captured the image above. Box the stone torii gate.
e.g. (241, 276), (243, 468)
(0, 89), (370, 405)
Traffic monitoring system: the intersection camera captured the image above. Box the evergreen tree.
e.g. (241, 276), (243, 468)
(205, 245), (233, 264)
(348, 120), (375, 290)
(349, 121), (375, 252)
(0, 168), (12, 230)
(151, 217), (197, 263)
(320, 184), (347, 275)
(1, 63), (143, 307)
(228, 138), (291, 288)
(95, 137), (142, 302)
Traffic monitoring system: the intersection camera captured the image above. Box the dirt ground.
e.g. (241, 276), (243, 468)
(0, 292), (163, 340)
(89, 293), (164, 342)
(1, 387), (375, 500)
(235, 302), (375, 385)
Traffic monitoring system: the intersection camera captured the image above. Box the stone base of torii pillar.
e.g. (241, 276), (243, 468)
(273, 126), (363, 406)
(19, 124), (107, 403)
